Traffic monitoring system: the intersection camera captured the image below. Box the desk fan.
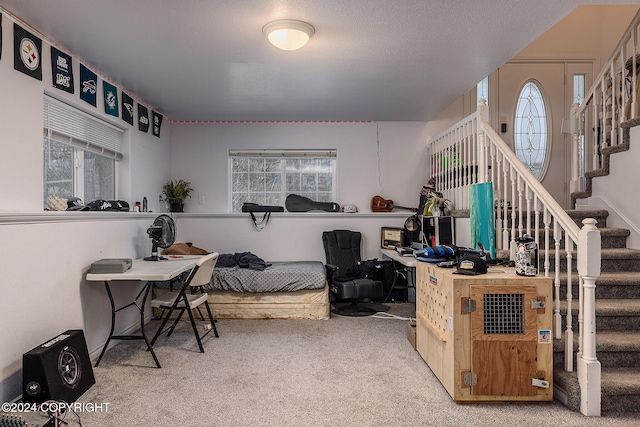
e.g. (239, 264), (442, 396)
(144, 214), (176, 261)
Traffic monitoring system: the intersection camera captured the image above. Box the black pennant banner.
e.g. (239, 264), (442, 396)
(152, 111), (163, 138)
(121, 92), (134, 125)
(103, 81), (119, 117)
(14, 23), (42, 80)
(138, 104), (149, 132)
(51, 46), (74, 93)
(80, 64), (97, 107)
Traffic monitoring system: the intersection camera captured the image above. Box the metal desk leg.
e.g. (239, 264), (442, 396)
(95, 281), (161, 368)
(94, 281), (115, 367)
(140, 283), (161, 368)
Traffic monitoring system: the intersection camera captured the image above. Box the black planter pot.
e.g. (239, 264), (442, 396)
(169, 202), (184, 212)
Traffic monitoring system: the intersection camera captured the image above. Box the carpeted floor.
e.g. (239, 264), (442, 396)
(57, 303), (640, 426)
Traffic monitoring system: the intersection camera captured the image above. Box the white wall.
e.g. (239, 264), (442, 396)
(170, 121), (429, 214)
(0, 13), (173, 402)
(577, 126), (640, 249)
(169, 121), (430, 261)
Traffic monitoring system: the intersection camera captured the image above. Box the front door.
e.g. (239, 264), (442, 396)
(496, 62), (592, 208)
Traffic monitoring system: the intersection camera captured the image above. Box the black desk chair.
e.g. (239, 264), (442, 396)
(322, 229), (387, 316)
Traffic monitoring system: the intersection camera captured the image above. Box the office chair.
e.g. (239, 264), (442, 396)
(322, 230), (387, 316)
(151, 252), (219, 352)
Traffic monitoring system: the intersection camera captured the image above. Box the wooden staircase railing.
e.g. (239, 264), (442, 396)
(571, 9), (640, 195)
(429, 101), (602, 416)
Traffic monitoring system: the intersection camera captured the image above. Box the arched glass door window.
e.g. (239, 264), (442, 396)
(514, 80), (548, 179)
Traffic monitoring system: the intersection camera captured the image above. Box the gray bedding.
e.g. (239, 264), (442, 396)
(209, 261), (326, 293)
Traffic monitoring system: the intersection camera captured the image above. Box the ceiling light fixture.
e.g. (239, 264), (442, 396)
(263, 19), (315, 51)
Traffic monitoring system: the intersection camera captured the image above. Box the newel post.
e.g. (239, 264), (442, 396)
(577, 218), (601, 416)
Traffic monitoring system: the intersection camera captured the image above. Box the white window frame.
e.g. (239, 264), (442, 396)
(228, 149), (337, 212)
(43, 95), (124, 208)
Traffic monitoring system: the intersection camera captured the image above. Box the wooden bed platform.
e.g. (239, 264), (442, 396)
(208, 284), (330, 320)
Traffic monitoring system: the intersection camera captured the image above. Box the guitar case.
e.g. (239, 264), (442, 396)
(285, 194), (340, 212)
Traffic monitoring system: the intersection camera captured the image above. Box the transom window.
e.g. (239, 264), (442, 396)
(229, 150), (337, 212)
(514, 80), (548, 179)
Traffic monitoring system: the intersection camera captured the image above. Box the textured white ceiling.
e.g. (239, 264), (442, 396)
(1, 0), (638, 122)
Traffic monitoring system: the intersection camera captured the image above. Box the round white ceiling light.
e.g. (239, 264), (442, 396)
(263, 19), (315, 51)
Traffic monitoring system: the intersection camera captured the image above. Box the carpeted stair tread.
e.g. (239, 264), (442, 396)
(553, 366), (640, 410)
(553, 330), (640, 352)
(559, 299), (640, 315)
(598, 227), (632, 237)
(559, 271), (640, 284)
(565, 209), (609, 215)
(536, 248), (640, 260)
(600, 248), (640, 259)
(594, 331), (640, 351)
(601, 367), (640, 395)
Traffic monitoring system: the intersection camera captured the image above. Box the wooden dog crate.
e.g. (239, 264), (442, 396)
(416, 262), (553, 402)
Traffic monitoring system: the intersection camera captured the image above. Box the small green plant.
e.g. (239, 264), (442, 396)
(162, 179), (193, 204)
(423, 191), (451, 216)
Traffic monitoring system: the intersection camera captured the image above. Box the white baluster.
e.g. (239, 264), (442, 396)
(565, 237), (574, 372)
(554, 218), (562, 339)
(510, 165), (517, 260)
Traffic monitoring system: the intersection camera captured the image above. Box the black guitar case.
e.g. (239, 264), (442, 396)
(285, 194), (340, 212)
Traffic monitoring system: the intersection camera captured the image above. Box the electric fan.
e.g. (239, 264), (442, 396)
(144, 214), (176, 261)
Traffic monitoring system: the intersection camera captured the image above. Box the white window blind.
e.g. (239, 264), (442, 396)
(43, 95), (124, 160)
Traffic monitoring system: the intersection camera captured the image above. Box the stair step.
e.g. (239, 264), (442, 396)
(543, 248), (640, 272)
(601, 367), (640, 413)
(514, 227), (629, 249)
(554, 366), (640, 413)
(559, 300), (640, 331)
(558, 272), (640, 299)
(553, 331), (640, 367)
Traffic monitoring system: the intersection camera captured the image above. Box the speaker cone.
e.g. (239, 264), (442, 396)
(58, 346), (81, 389)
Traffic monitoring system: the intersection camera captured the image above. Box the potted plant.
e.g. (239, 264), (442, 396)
(162, 179), (193, 212)
(423, 191), (451, 217)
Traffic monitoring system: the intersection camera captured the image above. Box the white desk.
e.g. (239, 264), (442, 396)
(380, 249), (417, 302)
(86, 256), (200, 368)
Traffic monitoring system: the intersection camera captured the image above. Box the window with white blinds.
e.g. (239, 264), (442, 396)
(43, 95), (124, 160)
(43, 95), (123, 209)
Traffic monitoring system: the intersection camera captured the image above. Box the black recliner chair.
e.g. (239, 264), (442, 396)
(322, 229), (387, 316)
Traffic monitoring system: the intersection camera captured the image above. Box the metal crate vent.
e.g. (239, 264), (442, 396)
(483, 293), (524, 334)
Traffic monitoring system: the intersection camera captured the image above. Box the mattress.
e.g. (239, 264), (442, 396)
(208, 261), (325, 293)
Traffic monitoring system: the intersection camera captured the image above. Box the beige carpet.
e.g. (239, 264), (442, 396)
(58, 303), (640, 426)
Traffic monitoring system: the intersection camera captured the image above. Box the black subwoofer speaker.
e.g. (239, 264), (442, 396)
(22, 329), (95, 404)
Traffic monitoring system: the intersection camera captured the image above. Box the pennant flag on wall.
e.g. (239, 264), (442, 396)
(121, 92), (134, 125)
(79, 64), (97, 107)
(103, 81), (119, 117)
(152, 111), (163, 138)
(51, 47), (74, 93)
(138, 104), (150, 132)
(13, 23), (42, 80)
